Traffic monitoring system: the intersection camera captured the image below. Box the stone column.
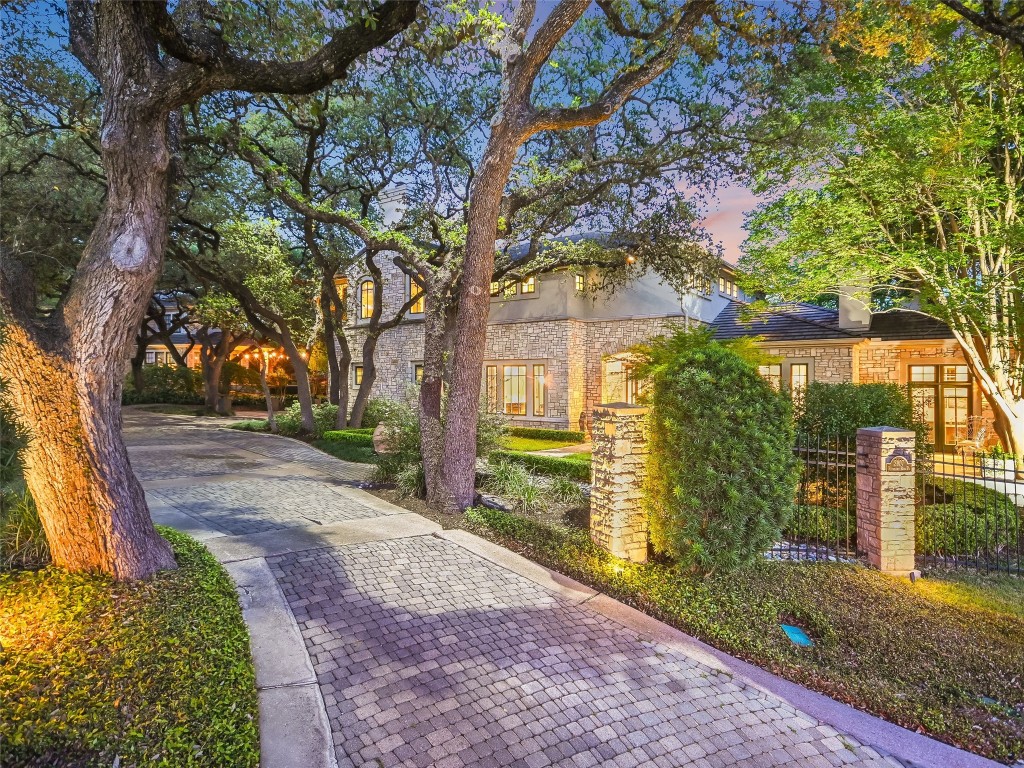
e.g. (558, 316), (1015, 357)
(856, 427), (917, 575)
(590, 403), (649, 563)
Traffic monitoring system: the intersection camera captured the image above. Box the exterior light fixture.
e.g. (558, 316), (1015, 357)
(625, 255), (636, 265)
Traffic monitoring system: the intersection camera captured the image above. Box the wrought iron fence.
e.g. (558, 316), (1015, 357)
(770, 433), (858, 562)
(916, 450), (1023, 576)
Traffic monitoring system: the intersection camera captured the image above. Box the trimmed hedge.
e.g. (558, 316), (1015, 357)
(489, 450), (590, 482)
(322, 430), (375, 447)
(507, 426), (586, 443)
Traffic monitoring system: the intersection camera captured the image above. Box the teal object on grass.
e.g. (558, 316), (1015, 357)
(781, 624), (814, 647)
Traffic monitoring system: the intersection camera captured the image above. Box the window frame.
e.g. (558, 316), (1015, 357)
(353, 364), (364, 386)
(484, 359), (548, 418)
(407, 275), (425, 315)
(520, 275), (536, 294)
(359, 278), (374, 320)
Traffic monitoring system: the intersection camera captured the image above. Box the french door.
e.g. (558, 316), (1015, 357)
(909, 365), (971, 452)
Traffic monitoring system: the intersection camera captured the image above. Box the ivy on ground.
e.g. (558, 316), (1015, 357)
(463, 506), (1024, 764)
(0, 528), (259, 768)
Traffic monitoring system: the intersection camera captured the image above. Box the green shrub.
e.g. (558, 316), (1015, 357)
(917, 503), (1022, 559)
(785, 504), (857, 546)
(322, 430), (375, 447)
(0, 490), (49, 571)
(549, 476), (587, 506)
(507, 426), (585, 443)
(229, 419), (269, 432)
(485, 461), (544, 514)
(274, 402), (338, 438)
(488, 450), (591, 482)
(122, 365), (203, 405)
(360, 398), (395, 429)
(395, 462), (426, 498)
(797, 382), (925, 443)
(638, 329), (798, 574)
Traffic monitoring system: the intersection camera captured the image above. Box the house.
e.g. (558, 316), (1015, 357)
(710, 298), (998, 453)
(343, 249), (747, 432)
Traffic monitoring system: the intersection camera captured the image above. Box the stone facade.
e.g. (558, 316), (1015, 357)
(341, 256), (719, 429)
(759, 342), (859, 384)
(590, 404), (650, 563)
(855, 427), (918, 575)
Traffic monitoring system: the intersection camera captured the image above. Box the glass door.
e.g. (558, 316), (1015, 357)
(909, 365), (972, 452)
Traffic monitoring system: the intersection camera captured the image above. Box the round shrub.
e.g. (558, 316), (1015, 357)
(640, 331), (798, 574)
(797, 382), (926, 444)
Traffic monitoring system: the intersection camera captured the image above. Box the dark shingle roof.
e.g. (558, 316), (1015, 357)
(710, 301), (954, 343)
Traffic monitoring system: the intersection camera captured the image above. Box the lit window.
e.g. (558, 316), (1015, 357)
(503, 281), (517, 298)
(574, 274), (585, 292)
(413, 364), (424, 384)
(486, 366), (499, 413)
(719, 276), (726, 293)
(790, 364), (808, 403)
(943, 365), (969, 382)
(408, 277), (425, 314)
(521, 276), (536, 294)
(759, 364), (782, 391)
(910, 365), (936, 382)
(145, 351), (155, 365)
(353, 365), (363, 385)
(503, 365), (527, 415)
(490, 281), (501, 296)
(624, 365), (643, 405)
(533, 365), (545, 416)
(359, 279), (374, 319)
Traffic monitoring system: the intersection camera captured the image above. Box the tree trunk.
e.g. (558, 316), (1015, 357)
(323, 285), (342, 406)
(0, 100), (177, 576)
(349, 332), (382, 428)
(336, 334), (352, 430)
(437, 137), (518, 512)
(421, 290), (455, 505)
(259, 362), (278, 432)
(280, 332), (315, 432)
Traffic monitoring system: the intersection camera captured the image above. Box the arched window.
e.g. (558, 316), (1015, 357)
(359, 279), (374, 319)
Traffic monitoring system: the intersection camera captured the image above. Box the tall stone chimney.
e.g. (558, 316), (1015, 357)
(837, 285), (871, 331)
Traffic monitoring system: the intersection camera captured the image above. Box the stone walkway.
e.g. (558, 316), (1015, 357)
(123, 410), (993, 768)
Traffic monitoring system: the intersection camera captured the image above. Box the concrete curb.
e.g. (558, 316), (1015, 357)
(440, 529), (1002, 768)
(226, 558), (337, 768)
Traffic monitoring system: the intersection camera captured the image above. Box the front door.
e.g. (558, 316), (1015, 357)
(909, 365), (972, 452)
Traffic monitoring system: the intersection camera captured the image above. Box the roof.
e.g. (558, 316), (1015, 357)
(710, 301), (954, 343)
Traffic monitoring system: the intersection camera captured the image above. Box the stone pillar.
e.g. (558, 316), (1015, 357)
(856, 427), (917, 575)
(590, 403), (649, 563)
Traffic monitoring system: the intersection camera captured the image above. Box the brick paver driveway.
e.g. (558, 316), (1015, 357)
(125, 410), (909, 768)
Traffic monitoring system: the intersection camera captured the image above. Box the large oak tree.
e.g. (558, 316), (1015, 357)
(0, 0), (418, 578)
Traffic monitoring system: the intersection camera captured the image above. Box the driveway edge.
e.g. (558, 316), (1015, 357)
(437, 529), (1002, 768)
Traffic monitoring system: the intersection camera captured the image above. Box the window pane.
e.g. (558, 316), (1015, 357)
(409, 278), (425, 314)
(353, 365), (363, 385)
(943, 386), (969, 445)
(502, 281), (516, 297)
(912, 388), (936, 443)
(910, 365), (936, 382)
(360, 280), (374, 319)
(625, 365), (642, 405)
(574, 274), (585, 292)
(486, 366), (499, 413)
(790, 364), (808, 404)
(759, 364), (781, 391)
(943, 365), (969, 382)
(533, 365), (545, 416)
(490, 281), (500, 296)
(145, 351), (155, 364)
(503, 365), (526, 415)
(521, 276), (535, 294)
(414, 364), (424, 384)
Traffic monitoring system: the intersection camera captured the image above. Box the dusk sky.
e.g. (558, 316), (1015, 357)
(702, 184), (761, 266)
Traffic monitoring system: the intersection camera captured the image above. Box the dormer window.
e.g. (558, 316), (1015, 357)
(359, 278), (374, 319)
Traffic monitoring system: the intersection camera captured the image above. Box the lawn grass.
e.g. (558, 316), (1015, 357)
(502, 435), (583, 452)
(0, 528), (259, 768)
(313, 437), (377, 464)
(463, 506), (1024, 763)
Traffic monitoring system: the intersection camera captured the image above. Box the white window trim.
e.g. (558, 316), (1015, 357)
(483, 359), (548, 417)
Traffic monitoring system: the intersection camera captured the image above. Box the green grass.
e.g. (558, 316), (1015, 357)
(463, 506), (1024, 763)
(0, 528), (259, 767)
(229, 419), (269, 432)
(502, 436), (582, 452)
(312, 438), (377, 464)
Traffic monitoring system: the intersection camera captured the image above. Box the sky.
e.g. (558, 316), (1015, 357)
(702, 185), (762, 266)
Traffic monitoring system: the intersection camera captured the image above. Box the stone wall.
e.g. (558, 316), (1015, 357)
(759, 343), (858, 384)
(590, 404), (649, 563)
